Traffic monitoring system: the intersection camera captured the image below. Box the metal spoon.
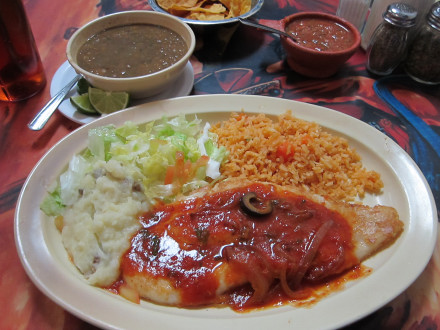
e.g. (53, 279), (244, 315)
(28, 74), (81, 131)
(238, 18), (297, 43)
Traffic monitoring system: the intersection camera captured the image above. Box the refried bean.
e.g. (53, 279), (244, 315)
(77, 24), (187, 78)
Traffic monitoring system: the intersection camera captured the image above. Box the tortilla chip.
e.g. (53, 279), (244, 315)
(168, 8), (191, 16)
(157, 0), (199, 9)
(172, 3), (225, 13)
(221, 0), (251, 16)
(189, 12), (225, 20)
(157, 0), (251, 21)
(203, 3), (227, 13)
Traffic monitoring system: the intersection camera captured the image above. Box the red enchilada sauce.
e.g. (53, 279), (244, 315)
(120, 183), (358, 310)
(286, 18), (355, 52)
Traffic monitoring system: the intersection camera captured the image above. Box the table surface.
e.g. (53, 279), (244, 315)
(1, 0), (440, 329)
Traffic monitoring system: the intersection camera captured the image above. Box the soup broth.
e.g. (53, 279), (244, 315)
(77, 24), (188, 78)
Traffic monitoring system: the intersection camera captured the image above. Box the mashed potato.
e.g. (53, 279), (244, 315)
(61, 159), (150, 286)
(41, 118), (226, 288)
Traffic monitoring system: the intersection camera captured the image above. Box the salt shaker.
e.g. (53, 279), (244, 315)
(366, 3), (417, 75)
(405, 2), (440, 84)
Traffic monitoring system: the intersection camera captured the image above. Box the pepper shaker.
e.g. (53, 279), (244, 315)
(366, 3), (417, 76)
(405, 2), (440, 85)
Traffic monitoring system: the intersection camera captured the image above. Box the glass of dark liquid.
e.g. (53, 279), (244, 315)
(0, 0), (46, 102)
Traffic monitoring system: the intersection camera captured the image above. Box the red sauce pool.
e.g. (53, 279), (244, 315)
(286, 17), (355, 52)
(120, 183), (360, 311)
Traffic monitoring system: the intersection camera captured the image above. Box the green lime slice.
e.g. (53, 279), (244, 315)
(76, 78), (91, 95)
(88, 87), (130, 114)
(70, 93), (99, 115)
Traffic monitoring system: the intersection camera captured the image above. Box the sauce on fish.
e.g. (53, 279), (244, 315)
(120, 182), (359, 310)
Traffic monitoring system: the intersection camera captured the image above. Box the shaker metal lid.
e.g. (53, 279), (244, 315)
(428, 2), (440, 30)
(383, 2), (417, 27)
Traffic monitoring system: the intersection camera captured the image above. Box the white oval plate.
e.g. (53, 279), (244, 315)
(15, 95), (437, 330)
(50, 60), (194, 125)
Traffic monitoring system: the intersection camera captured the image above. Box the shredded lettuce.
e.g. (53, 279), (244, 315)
(40, 186), (65, 216)
(59, 155), (92, 205)
(88, 125), (121, 161)
(41, 115), (229, 216)
(198, 123), (228, 179)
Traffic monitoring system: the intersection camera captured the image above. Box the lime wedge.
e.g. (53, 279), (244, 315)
(76, 78), (91, 95)
(70, 93), (99, 115)
(88, 87), (130, 114)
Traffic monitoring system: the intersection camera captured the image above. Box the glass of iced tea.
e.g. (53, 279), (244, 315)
(0, 0), (46, 102)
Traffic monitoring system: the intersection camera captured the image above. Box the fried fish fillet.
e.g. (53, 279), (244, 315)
(120, 178), (403, 308)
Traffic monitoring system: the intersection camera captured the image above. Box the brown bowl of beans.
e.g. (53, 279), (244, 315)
(280, 12), (361, 78)
(66, 11), (196, 98)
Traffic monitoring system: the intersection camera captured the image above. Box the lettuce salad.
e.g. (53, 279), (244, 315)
(41, 115), (228, 216)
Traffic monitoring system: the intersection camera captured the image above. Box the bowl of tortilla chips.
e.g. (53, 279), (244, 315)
(149, 0), (264, 25)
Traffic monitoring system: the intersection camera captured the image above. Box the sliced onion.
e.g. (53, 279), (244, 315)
(279, 266), (311, 300)
(290, 220), (334, 288)
(224, 245), (273, 303)
(224, 220), (334, 303)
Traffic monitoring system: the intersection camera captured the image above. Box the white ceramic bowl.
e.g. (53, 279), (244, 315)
(66, 11), (196, 98)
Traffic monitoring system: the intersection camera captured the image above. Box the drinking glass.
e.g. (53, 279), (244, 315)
(0, 0), (46, 102)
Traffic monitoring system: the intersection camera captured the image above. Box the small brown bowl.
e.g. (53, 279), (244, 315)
(280, 12), (361, 78)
